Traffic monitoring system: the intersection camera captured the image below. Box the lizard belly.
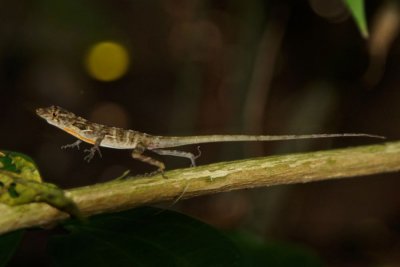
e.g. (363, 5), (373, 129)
(100, 139), (134, 149)
(62, 127), (96, 144)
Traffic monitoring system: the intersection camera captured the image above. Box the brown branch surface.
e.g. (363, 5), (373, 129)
(1, 141), (400, 235)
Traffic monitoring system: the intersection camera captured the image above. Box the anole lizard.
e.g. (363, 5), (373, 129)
(36, 106), (385, 173)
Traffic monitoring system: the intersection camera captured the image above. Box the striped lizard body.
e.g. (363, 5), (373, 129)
(36, 105), (385, 173)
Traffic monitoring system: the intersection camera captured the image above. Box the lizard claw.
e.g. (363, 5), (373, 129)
(144, 169), (166, 178)
(194, 146), (202, 159)
(190, 146), (202, 167)
(61, 140), (82, 150)
(83, 149), (94, 162)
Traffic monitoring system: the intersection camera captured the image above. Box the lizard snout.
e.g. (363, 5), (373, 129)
(36, 107), (45, 117)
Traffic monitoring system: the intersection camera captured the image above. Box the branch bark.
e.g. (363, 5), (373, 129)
(1, 141), (400, 235)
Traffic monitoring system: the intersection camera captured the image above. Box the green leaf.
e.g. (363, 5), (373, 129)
(227, 231), (322, 267)
(0, 150), (41, 182)
(49, 207), (244, 267)
(0, 230), (24, 267)
(344, 0), (369, 38)
(0, 150), (82, 218)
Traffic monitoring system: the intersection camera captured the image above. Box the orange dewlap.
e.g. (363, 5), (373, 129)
(62, 127), (96, 144)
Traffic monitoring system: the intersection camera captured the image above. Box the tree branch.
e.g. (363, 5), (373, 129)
(1, 141), (400, 235)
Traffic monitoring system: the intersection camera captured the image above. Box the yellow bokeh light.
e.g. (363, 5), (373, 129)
(85, 41), (130, 82)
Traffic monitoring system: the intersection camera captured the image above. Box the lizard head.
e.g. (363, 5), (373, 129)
(36, 106), (77, 128)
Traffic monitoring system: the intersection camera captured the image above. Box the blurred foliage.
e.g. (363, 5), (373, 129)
(0, 206), (323, 266)
(344, 0), (369, 38)
(49, 207), (243, 267)
(228, 231), (322, 267)
(46, 207), (320, 267)
(0, 231), (24, 267)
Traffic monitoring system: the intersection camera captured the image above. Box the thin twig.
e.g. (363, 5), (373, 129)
(0, 141), (399, 235)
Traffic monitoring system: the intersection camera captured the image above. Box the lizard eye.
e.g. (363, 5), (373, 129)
(52, 109), (58, 119)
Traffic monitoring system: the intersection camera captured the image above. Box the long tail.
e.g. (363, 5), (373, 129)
(151, 133), (385, 149)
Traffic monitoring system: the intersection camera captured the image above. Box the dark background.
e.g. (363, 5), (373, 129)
(2, 0), (400, 265)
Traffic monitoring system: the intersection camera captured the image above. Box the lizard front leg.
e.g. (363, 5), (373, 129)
(131, 146), (166, 173)
(84, 136), (104, 162)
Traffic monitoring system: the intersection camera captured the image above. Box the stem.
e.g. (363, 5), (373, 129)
(1, 141), (399, 235)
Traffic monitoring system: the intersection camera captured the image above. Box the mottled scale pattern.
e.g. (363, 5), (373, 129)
(35, 106), (153, 149)
(36, 105), (385, 151)
(103, 127), (143, 149)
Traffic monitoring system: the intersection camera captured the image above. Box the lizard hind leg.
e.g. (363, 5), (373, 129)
(152, 148), (201, 167)
(131, 148), (166, 176)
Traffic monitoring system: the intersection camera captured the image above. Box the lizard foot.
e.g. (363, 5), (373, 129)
(61, 140), (82, 150)
(83, 145), (102, 162)
(190, 146), (202, 167)
(143, 169), (167, 178)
